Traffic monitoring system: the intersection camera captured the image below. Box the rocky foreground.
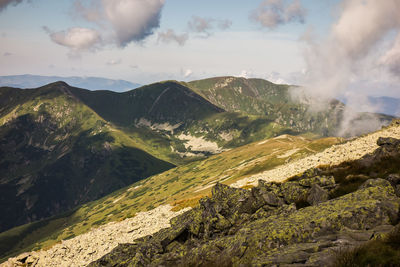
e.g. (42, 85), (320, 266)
(91, 136), (400, 266)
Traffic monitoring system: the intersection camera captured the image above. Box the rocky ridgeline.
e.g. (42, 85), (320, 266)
(90, 136), (400, 266)
(2, 205), (189, 267)
(232, 120), (400, 188)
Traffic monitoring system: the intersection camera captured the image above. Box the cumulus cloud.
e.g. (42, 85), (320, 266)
(74, 0), (165, 47)
(47, 0), (164, 53)
(102, 0), (164, 46)
(295, 0), (400, 136)
(188, 16), (232, 36)
(157, 29), (188, 46)
(301, 0), (400, 100)
(44, 26), (102, 56)
(250, 0), (306, 29)
(0, 0), (25, 12)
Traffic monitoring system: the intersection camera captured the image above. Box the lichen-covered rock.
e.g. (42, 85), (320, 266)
(298, 175), (335, 189)
(359, 178), (391, 190)
(90, 179), (400, 267)
(387, 174), (400, 197)
(307, 184), (329, 205)
(377, 137), (400, 146)
(280, 182), (309, 203)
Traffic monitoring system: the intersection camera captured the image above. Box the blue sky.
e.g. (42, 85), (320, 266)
(0, 0), (338, 84)
(0, 0), (399, 100)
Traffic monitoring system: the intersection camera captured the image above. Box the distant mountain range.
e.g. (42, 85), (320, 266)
(368, 96), (400, 117)
(0, 75), (141, 92)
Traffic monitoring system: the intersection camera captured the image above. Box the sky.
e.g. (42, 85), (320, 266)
(0, 0), (400, 99)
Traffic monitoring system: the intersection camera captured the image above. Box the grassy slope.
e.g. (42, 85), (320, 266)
(0, 134), (339, 261)
(0, 83), (174, 233)
(187, 76), (394, 137)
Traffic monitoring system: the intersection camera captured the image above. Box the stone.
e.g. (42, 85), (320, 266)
(307, 184), (329, 205)
(298, 175), (336, 189)
(359, 178), (391, 190)
(377, 137), (400, 146)
(280, 182), (309, 204)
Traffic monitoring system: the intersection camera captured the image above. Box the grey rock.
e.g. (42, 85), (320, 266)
(299, 175), (336, 189)
(359, 178), (391, 190)
(307, 184), (329, 205)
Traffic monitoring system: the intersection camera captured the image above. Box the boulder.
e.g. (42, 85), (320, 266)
(377, 137), (400, 146)
(359, 178), (391, 190)
(298, 175), (336, 189)
(307, 184), (329, 205)
(280, 182), (309, 204)
(387, 174), (400, 196)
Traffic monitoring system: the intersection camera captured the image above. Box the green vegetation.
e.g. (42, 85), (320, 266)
(187, 76), (393, 137)
(0, 134), (339, 261)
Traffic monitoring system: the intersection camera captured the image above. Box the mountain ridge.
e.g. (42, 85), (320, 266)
(0, 75), (141, 92)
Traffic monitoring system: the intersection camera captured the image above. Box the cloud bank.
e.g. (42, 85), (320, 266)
(251, 0), (306, 29)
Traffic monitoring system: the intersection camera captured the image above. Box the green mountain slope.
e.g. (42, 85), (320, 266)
(187, 76), (393, 136)
(69, 81), (224, 127)
(68, 80), (300, 163)
(0, 82), (174, 232)
(0, 79), (304, 235)
(0, 134), (339, 261)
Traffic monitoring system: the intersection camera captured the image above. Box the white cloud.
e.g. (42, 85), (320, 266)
(250, 0), (306, 29)
(188, 16), (214, 35)
(184, 69), (193, 78)
(239, 70), (252, 78)
(48, 0), (165, 53)
(188, 16), (232, 37)
(106, 59), (122, 66)
(44, 27), (102, 56)
(301, 0), (400, 100)
(296, 0), (400, 136)
(157, 29), (188, 46)
(102, 0), (165, 47)
(380, 33), (400, 76)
